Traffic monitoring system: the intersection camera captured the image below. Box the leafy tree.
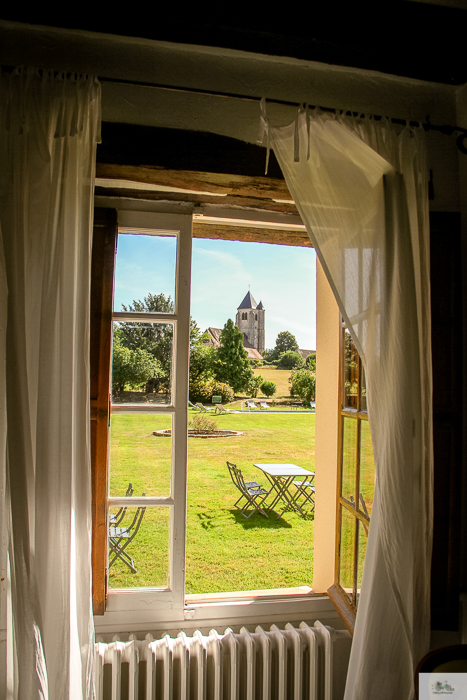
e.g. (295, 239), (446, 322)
(289, 368), (316, 402)
(117, 293), (201, 393)
(189, 334), (217, 382)
(214, 319), (253, 393)
(112, 329), (163, 392)
(260, 380), (276, 398)
(261, 348), (278, 363)
(245, 374), (264, 398)
(275, 331), (299, 355)
(306, 352), (316, 372)
(277, 350), (305, 370)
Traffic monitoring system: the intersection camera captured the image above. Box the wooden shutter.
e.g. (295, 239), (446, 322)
(90, 208), (117, 615)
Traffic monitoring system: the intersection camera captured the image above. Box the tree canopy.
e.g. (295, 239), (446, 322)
(275, 331), (299, 355)
(214, 319), (253, 393)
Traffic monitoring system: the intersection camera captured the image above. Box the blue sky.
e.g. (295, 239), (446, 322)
(114, 234), (317, 351)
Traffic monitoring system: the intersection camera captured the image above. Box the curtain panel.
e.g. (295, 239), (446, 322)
(0, 68), (101, 699)
(261, 105), (433, 700)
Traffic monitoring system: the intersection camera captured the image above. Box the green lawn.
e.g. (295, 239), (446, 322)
(108, 410), (316, 592)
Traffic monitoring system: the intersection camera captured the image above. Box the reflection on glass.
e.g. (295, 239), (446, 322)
(114, 233), (177, 311)
(339, 505), (355, 592)
(111, 321), (173, 404)
(357, 517), (367, 591)
(342, 418), (357, 502)
(344, 328), (359, 409)
(109, 414), (172, 497)
(108, 506), (170, 589)
(361, 365), (367, 412)
(359, 421), (375, 518)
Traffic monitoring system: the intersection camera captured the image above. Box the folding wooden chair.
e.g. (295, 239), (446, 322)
(108, 494), (146, 573)
(226, 461), (271, 518)
(109, 482), (134, 526)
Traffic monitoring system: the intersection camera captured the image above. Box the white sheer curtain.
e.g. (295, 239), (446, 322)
(261, 104), (432, 700)
(0, 68), (101, 699)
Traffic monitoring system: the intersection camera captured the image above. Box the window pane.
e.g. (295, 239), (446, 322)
(114, 233), (177, 312)
(341, 418), (358, 503)
(111, 321), (173, 405)
(357, 517), (368, 591)
(108, 506), (170, 589)
(344, 329), (359, 409)
(339, 505), (356, 592)
(359, 420), (375, 519)
(109, 413), (172, 497)
(361, 365), (368, 412)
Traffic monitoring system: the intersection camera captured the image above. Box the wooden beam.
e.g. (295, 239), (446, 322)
(327, 583), (356, 636)
(95, 163), (294, 202)
(192, 222), (311, 247)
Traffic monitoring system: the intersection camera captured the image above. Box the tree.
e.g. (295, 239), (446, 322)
(245, 374), (264, 398)
(260, 380), (276, 398)
(277, 350), (305, 370)
(275, 331), (299, 355)
(117, 293), (201, 392)
(289, 368), (316, 403)
(214, 319), (253, 393)
(306, 352), (316, 372)
(112, 328), (163, 392)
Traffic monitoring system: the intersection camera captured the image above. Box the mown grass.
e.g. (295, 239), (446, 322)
(108, 410), (316, 592)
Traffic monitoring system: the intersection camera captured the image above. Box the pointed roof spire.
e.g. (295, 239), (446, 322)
(257, 301), (264, 310)
(237, 291), (257, 310)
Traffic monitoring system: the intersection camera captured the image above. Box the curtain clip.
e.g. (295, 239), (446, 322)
(257, 97), (270, 175)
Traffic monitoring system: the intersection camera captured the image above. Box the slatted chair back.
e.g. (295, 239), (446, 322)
(108, 492), (147, 573)
(226, 461), (271, 519)
(109, 482), (134, 526)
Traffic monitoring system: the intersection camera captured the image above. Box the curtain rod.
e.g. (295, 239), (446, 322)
(101, 77), (467, 155)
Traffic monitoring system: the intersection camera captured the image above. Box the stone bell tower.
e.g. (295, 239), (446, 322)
(235, 291), (265, 355)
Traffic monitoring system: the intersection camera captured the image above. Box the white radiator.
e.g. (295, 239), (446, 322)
(95, 620), (349, 700)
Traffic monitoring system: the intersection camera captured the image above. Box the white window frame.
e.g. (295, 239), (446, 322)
(105, 211), (192, 625)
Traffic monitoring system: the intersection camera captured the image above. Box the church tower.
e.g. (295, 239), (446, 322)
(235, 292), (265, 355)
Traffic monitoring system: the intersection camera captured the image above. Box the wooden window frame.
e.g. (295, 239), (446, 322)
(334, 320), (372, 611)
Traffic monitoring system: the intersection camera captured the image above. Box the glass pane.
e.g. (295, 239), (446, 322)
(357, 517), (368, 591)
(361, 364), (367, 412)
(109, 413), (172, 497)
(111, 321), (173, 405)
(341, 418), (358, 503)
(344, 328), (359, 409)
(113, 233), (177, 313)
(339, 505), (356, 592)
(359, 420), (375, 519)
(108, 506), (170, 589)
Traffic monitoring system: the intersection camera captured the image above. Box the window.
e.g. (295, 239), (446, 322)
(335, 321), (375, 609)
(91, 205), (338, 632)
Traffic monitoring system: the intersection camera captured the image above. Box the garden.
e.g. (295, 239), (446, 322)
(108, 407), (316, 593)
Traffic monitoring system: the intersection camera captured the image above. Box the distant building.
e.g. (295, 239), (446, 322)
(204, 291), (265, 360)
(235, 291), (265, 355)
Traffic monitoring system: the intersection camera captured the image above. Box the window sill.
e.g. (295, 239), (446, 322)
(94, 588), (343, 638)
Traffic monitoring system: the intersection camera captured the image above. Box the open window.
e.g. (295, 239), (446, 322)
(90, 204), (337, 632)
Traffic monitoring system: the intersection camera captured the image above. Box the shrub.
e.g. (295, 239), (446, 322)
(189, 413), (217, 432)
(277, 350), (305, 370)
(245, 375), (264, 398)
(289, 368), (316, 402)
(189, 378), (234, 404)
(260, 380), (276, 397)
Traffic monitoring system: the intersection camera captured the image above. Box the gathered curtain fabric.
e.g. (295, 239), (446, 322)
(261, 104), (432, 700)
(0, 68), (101, 699)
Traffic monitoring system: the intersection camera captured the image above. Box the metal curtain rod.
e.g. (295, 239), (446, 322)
(101, 77), (467, 155)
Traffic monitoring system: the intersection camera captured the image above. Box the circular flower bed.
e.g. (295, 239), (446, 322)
(153, 429), (243, 439)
